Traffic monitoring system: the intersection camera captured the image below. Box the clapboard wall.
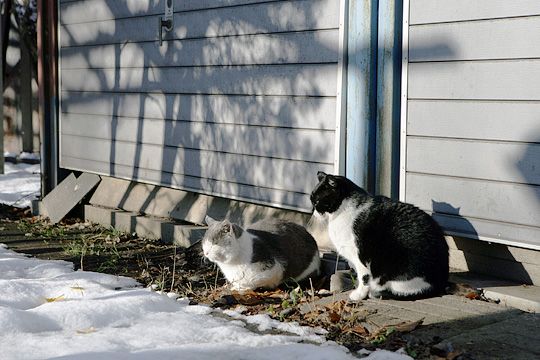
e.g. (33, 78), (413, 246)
(402, 0), (540, 250)
(58, 0), (342, 212)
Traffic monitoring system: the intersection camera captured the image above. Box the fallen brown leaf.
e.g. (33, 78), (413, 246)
(369, 319), (423, 340)
(346, 325), (369, 336)
(394, 319), (423, 333)
(231, 291), (265, 306)
(465, 291), (481, 300)
(328, 311), (341, 323)
(76, 327), (97, 334)
(45, 295), (65, 303)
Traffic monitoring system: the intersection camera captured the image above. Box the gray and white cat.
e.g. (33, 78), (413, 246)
(202, 216), (320, 291)
(311, 172), (449, 301)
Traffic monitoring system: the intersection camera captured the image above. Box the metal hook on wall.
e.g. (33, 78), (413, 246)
(159, 0), (174, 46)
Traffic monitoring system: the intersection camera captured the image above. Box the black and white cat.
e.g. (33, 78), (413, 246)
(202, 216), (320, 291)
(310, 172), (448, 300)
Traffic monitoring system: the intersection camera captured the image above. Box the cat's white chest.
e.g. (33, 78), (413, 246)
(219, 263), (257, 285)
(218, 261), (283, 290)
(327, 198), (371, 264)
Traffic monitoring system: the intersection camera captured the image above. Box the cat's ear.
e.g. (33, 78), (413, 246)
(232, 223), (244, 238)
(205, 215), (218, 226)
(221, 220), (234, 233)
(327, 177), (337, 187)
(317, 171), (327, 182)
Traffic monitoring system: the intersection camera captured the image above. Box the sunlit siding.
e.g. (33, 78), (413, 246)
(58, 0), (341, 211)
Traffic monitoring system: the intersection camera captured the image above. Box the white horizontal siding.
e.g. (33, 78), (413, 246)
(407, 137), (540, 186)
(407, 100), (540, 143)
(60, 92), (337, 130)
(61, 135), (333, 195)
(60, 0), (339, 47)
(410, 16), (540, 62)
(62, 29), (338, 69)
(60, 0), (278, 24)
(61, 113), (335, 163)
(410, 0), (540, 25)
(61, 64), (337, 96)
(59, 0), (340, 212)
(432, 213), (540, 251)
(404, 2), (540, 248)
(61, 156), (313, 211)
(408, 60), (540, 100)
(60, 30), (339, 68)
(405, 173), (540, 230)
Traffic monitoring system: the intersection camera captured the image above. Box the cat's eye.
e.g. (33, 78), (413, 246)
(328, 178), (337, 187)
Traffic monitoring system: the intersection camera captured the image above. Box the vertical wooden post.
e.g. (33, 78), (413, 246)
(375, 0), (403, 198)
(38, 0), (61, 196)
(398, 0), (409, 202)
(0, 40), (3, 175)
(346, 0), (378, 191)
(20, 37), (33, 153)
(0, 2), (4, 174)
(334, 0), (348, 176)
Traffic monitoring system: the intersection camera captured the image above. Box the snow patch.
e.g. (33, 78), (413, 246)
(0, 245), (371, 360)
(0, 162), (40, 207)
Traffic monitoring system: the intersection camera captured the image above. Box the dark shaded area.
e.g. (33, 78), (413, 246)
(432, 200), (533, 285)
(515, 129), (540, 204)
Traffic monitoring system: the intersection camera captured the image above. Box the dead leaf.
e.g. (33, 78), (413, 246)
(259, 289), (287, 299)
(328, 311), (341, 323)
(347, 325), (369, 336)
(369, 319), (423, 340)
(76, 327), (97, 334)
(394, 319), (423, 333)
(231, 291), (264, 306)
(465, 291), (481, 300)
(325, 300), (348, 313)
(45, 295), (65, 302)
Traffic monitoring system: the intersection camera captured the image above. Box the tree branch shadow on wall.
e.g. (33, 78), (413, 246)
(515, 128), (540, 207)
(59, 0), (341, 224)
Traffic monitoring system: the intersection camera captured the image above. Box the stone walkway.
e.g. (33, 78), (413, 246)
(302, 288), (539, 359)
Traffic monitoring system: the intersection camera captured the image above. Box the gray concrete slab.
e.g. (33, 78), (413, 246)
(41, 172), (101, 223)
(87, 176), (318, 243)
(300, 289), (535, 358)
(451, 271), (540, 313)
(84, 204), (206, 247)
(433, 312), (540, 360)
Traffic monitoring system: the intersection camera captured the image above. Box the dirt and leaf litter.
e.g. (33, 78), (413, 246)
(0, 205), (476, 358)
(212, 289), (425, 352)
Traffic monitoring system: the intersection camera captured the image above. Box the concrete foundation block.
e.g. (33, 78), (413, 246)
(42, 173), (101, 223)
(84, 205), (206, 248)
(88, 176), (311, 227)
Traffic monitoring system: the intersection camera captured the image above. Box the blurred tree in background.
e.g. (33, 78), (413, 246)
(2, 0), (38, 158)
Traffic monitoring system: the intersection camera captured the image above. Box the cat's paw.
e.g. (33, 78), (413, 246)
(349, 286), (369, 301)
(368, 290), (383, 299)
(230, 283), (249, 292)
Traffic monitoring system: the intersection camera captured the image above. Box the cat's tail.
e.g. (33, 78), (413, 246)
(294, 252), (321, 283)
